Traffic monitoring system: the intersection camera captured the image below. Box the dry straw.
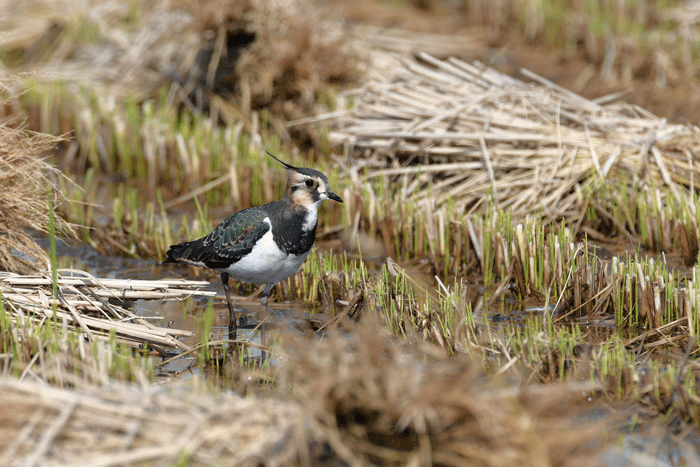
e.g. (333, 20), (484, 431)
(0, 0), (200, 100)
(320, 50), (700, 223)
(284, 325), (606, 467)
(1, 0), (363, 133)
(0, 118), (74, 274)
(0, 269), (212, 351)
(0, 323), (610, 467)
(0, 376), (306, 467)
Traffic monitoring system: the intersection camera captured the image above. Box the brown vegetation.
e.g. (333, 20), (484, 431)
(0, 115), (72, 273)
(0, 0), (364, 155)
(0, 319), (609, 467)
(325, 50), (700, 223)
(0, 270), (208, 352)
(284, 324), (606, 467)
(2, 1), (700, 465)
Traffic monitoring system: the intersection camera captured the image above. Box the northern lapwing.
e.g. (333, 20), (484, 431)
(163, 151), (343, 342)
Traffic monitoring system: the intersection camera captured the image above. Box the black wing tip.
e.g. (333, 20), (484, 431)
(162, 245), (181, 264)
(264, 149), (298, 171)
(163, 241), (199, 264)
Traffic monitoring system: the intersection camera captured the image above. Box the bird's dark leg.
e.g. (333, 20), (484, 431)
(260, 293), (269, 313)
(221, 272), (237, 343)
(259, 284), (274, 362)
(261, 283), (275, 312)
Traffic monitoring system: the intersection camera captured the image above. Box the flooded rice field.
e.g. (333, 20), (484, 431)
(4, 0), (700, 464)
(30, 232), (700, 466)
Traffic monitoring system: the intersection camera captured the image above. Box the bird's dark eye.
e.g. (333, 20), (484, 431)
(305, 179), (314, 187)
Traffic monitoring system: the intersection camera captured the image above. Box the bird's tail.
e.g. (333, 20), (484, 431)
(162, 240), (203, 264)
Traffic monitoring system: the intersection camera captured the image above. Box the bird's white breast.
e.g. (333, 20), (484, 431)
(224, 218), (310, 285)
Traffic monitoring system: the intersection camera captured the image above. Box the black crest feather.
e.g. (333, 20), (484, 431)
(265, 150), (298, 171)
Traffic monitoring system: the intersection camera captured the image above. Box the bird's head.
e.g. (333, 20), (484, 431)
(266, 151), (343, 207)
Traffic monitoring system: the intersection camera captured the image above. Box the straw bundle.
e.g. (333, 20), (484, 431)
(0, 269), (213, 351)
(0, 324), (609, 467)
(0, 377), (305, 467)
(0, 120), (73, 274)
(322, 50), (700, 222)
(283, 326), (606, 467)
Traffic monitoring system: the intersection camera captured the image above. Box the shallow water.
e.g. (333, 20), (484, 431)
(45, 236), (324, 376)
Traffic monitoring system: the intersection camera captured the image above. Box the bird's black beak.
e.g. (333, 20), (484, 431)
(327, 191), (343, 203)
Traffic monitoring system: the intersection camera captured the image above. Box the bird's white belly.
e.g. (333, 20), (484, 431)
(223, 229), (310, 285)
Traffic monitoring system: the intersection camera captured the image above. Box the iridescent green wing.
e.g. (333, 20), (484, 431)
(197, 206), (270, 269)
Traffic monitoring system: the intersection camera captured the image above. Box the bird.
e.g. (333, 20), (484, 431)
(163, 151), (343, 343)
